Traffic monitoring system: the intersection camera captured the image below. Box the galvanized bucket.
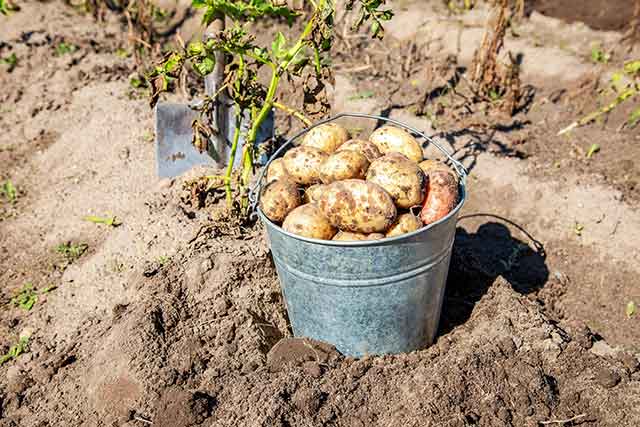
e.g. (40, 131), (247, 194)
(249, 113), (468, 357)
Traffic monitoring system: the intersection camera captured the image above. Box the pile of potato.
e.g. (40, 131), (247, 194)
(259, 123), (460, 241)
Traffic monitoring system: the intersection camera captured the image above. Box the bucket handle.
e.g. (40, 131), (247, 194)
(248, 112), (468, 220)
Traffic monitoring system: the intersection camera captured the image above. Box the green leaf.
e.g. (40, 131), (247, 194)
(193, 56), (216, 76)
(624, 60), (640, 76)
(115, 48), (130, 58)
(347, 90), (375, 101)
(55, 42), (77, 56)
(1, 53), (17, 71)
(271, 31), (286, 59)
(0, 0), (19, 15)
(626, 301), (636, 318)
(0, 337), (29, 366)
(1, 180), (17, 203)
(628, 107), (640, 127)
(586, 143), (600, 158)
(187, 41), (205, 56)
(163, 52), (184, 75)
(11, 284), (37, 311)
(40, 285), (57, 294)
(84, 215), (121, 227)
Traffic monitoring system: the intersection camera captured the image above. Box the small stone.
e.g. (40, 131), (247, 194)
(619, 353), (640, 373)
(201, 257), (213, 272)
(214, 298), (230, 316)
(157, 178), (174, 191)
(596, 368), (621, 388)
(590, 340), (618, 358)
(119, 147), (130, 160)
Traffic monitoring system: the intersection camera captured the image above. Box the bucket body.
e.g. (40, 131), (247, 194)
(260, 188), (463, 357)
(252, 112), (467, 357)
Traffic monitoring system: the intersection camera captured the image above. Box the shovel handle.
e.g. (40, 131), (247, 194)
(204, 15), (225, 96)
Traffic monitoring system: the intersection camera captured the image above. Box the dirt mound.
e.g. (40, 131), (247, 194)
(529, 0), (634, 31)
(1, 190), (638, 426)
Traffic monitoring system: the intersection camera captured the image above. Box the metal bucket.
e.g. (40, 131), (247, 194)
(249, 113), (468, 357)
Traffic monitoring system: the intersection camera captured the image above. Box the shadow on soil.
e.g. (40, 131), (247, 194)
(439, 214), (549, 335)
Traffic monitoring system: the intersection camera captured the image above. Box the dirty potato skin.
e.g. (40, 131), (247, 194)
(283, 146), (329, 185)
(336, 139), (382, 162)
(419, 159), (459, 184)
(319, 150), (370, 184)
(369, 125), (423, 163)
(266, 158), (289, 183)
(385, 212), (423, 237)
(303, 183), (328, 203)
(420, 171), (459, 225)
(259, 179), (302, 223)
(366, 152), (427, 209)
(318, 179), (397, 234)
(282, 204), (337, 240)
(332, 231), (385, 241)
(300, 123), (350, 154)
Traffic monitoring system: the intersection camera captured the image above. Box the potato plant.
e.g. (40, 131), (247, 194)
(148, 0), (393, 210)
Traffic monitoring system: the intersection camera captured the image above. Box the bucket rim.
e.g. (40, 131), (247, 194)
(257, 182), (466, 247)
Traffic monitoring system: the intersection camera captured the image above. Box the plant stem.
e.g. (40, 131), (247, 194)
(225, 108), (242, 207)
(273, 101), (312, 126)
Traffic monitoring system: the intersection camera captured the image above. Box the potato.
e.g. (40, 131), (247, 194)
(300, 123), (350, 154)
(259, 179), (302, 223)
(385, 213), (423, 237)
(366, 153), (427, 209)
(418, 159), (459, 184)
(319, 150), (370, 184)
(420, 171), (459, 225)
(303, 184), (328, 203)
(332, 231), (385, 241)
(266, 158), (289, 183)
(336, 139), (382, 162)
(318, 179), (396, 234)
(369, 125), (423, 163)
(282, 204), (336, 240)
(283, 146), (329, 185)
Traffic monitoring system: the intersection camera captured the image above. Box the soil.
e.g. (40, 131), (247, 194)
(1, 1), (640, 426)
(529, 0), (636, 31)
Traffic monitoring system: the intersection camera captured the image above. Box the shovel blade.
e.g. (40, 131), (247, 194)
(155, 102), (217, 178)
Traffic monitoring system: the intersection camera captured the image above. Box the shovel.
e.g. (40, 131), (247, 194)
(154, 17), (274, 178)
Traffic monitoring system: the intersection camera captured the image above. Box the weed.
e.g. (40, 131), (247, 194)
(0, 0), (19, 15)
(559, 59), (640, 135)
(627, 301), (637, 318)
(586, 144), (600, 159)
(129, 74), (147, 89)
(1, 52), (17, 71)
(55, 42), (78, 56)
(590, 43), (610, 64)
(11, 283), (37, 310)
(1, 180), (17, 203)
(143, 130), (154, 142)
(347, 90), (375, 101)
(157, 255), (168, 266)
(41, 285), (58, 293)
(0, 336), (29, 366)
(56, 242), (88, 261)
(84, 215), (122, 227)
(574, 222), (584, 236)
(115, 47), (130, 58)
